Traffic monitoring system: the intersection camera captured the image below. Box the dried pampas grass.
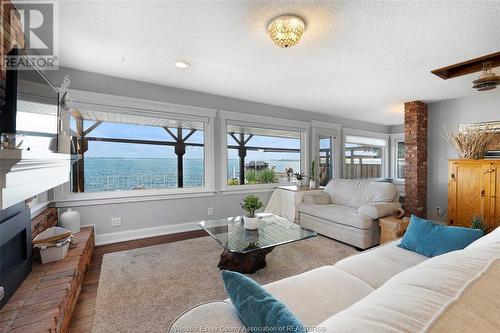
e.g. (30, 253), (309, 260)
(443, 124), (497, 159)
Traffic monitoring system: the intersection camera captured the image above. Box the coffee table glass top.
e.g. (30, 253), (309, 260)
(199, 213), (316, 253)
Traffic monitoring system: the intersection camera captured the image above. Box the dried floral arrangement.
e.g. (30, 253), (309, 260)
(443, 124), (497, 159)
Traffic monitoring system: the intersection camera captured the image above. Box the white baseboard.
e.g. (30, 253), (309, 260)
(93, 222), (201, 246)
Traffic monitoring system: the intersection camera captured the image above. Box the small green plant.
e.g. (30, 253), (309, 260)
(310, 160), (317, 181)
(241, 194), (263, 218)
(471, 214), (492, 234)
(227, 178), (239, 186)
(245, 170), (258, 184)
(259, 169), (278, 183)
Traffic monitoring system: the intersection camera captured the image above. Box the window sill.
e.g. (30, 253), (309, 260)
(220, 182), (295, 195)
(55, 187), (216, 207)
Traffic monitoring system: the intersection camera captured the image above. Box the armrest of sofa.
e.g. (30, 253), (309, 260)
(169, 301), (244, 333)
(358, 203), (401, 220)
(302, 192), (331, 205)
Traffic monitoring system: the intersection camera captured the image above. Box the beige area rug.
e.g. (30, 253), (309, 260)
(92, 235), (357, 333)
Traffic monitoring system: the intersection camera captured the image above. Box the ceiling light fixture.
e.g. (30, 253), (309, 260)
(472, 62), (500, 91)
(175, 61), (190, 69)
(267, 15), (305, 48)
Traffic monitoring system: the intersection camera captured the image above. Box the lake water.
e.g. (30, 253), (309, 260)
(83, 157), (300, 192)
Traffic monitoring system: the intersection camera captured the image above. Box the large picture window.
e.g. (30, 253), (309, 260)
(344, 135), (387, 179)
(70, 110), (205, 193)
(226, 124), (302, 186)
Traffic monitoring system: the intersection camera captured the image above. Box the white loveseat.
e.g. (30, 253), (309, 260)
(299, 179), (401, 249)
(170, 228), (500, 333)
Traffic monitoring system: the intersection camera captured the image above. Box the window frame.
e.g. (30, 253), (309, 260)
(311, 121), (342, 181)
(390, 133), (405, 183)
(342, 128), (390, 180)
(54, 90), (216, 205)
(219, 111), (310, 193)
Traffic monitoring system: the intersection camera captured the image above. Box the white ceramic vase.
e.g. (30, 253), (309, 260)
(296, 179), (303, 187)
(244, 216), (259, 230)
(309, 180), (317, 190)
(60, 208), (81, 234)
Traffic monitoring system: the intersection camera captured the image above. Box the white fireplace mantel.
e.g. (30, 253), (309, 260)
(0, 150), (70, 210)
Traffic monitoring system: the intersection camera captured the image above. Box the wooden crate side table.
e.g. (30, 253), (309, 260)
(379, 216), (409, 244)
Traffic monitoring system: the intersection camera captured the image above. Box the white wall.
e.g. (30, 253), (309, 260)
(46, 67), (391, 133)
(44, 67), (400, 244)
(427, 90), (500, 221)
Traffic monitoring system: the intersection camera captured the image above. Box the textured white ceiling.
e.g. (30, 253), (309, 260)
(56, 0), (500, 125)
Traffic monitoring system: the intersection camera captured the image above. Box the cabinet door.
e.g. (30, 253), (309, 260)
(449, 162), (491, 227)
(491, 164), (500, 228)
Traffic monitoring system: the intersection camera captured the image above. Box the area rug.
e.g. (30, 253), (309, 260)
(92, 235), (357, 333)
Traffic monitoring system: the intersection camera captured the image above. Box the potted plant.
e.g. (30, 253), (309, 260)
(294, 172), (305, 187)
(309, 160), (318, 189)
(241, 194), (263, 230)
(470, 214), (493, 234)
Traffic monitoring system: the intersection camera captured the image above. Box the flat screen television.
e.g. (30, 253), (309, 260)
(1, 49), (60, 153)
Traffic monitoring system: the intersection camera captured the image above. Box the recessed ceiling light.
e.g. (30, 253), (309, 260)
(175, 61), (190, 69)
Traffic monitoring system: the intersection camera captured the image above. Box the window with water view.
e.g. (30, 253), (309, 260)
(226, 125), (302, 186)
(70, 110), (205, 193)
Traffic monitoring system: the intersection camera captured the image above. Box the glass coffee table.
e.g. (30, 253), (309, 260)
(199, 213), (316, 273)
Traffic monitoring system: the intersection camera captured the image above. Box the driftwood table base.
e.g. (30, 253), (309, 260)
(218, 247), (274, 274)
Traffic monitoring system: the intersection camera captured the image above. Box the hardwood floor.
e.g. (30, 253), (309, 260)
(67, 230), (207, 333)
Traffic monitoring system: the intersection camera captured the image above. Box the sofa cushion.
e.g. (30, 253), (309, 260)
(399, 215), (484, 257)
(303, 192), (331, 205)
(318, 240), (500, 332)
(221, 270), (305, 332)
(261, 266), (375, 326)
(324, 179), (398, 208)
(467, 225), (500, 249)
(299, 203), (373, 229)
(426, 260), (500, 332)
(334, 240), (427, 288)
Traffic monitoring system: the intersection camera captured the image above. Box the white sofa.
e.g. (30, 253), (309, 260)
(299, 179), (401, 249)
(170, 228), (500, 333)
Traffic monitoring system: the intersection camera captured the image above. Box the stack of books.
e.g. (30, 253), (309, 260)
(485, 151), (500, 159)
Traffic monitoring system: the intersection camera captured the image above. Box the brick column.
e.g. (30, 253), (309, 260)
(404, 101), (428, 218)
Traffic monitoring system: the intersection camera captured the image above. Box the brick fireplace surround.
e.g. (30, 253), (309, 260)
(404, 101), (428, 218)
(0, 209), (94, 333)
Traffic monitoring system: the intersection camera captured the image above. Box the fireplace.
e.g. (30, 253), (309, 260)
(0, 202), (32, 309)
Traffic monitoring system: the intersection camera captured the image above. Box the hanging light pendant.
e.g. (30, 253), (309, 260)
(267, 15), (305, 48)
(472, 62), (500, 91)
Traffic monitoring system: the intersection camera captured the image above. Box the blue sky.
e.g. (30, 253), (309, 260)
(77, 120), (300, 161)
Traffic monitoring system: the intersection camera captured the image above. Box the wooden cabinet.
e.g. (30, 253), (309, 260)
(448, 159), (500, 229)
(492, 163), (500, 227)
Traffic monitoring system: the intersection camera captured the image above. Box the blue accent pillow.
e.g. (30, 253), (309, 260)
(221, 270), (305, 332)
(398, 215), (484, 257)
